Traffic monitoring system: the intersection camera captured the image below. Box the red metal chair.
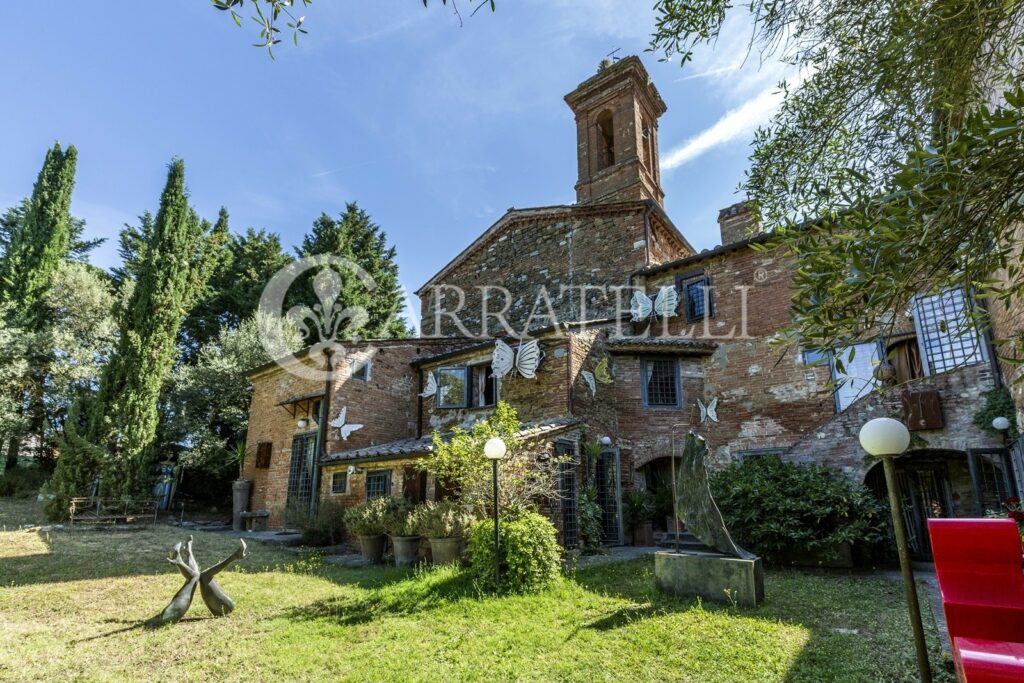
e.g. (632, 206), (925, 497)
(928, 518), (1024, 682)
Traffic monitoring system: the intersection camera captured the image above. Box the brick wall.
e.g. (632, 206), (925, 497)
(641, 244), (836, 466)
(243, 339), (456, 528)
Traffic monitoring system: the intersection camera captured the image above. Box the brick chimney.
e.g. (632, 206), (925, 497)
(718, 201), (760, 245)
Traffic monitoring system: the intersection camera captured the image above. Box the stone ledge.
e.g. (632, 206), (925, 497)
(654, 550), (765, 607)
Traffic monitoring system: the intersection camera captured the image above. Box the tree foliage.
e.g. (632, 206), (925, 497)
(292, 203), (409, 342)
(651, 1), (1024, 356)
(422, 402), (565, 519)
(166, 313), (301, 478)
(50, 160), (229, 510)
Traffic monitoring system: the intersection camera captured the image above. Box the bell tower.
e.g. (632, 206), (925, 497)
(564, 56), (667, 207)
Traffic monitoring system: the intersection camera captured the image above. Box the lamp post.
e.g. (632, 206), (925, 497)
(859, 417), (931, 683)
(484, 436), (507, 588)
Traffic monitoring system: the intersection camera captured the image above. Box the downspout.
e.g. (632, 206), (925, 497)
(416, 365), (424, 439)
(642, 201), (655, 267)
(310, 348), (334, 515)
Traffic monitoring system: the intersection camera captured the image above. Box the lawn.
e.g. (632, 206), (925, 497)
(0, 499), (950, 682)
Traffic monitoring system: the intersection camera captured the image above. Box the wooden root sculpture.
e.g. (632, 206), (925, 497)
(154, 536), (248, 625)
(676, 431), (755, 560)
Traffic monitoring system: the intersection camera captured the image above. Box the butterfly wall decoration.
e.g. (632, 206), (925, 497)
(697, 397), (719, 424)
(491, 338), (544, 380)
(594, 356), (613, 384)
(329, 406), (364, 440)
(581, 370), (597, 397)
(419, 371), (437, 398)
(630, 287), (679, 322)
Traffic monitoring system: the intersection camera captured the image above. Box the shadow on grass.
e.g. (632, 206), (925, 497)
(570, 557), (952, 682)
(285, 565), (481, 627)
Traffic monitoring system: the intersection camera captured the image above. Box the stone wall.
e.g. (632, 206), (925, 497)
(985, 220), (1024, 427)
(419, 203), (690, 338)
(785, 362), (1002, 480)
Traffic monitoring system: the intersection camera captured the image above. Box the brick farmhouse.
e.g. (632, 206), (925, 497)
(241, 57), (1022, 559)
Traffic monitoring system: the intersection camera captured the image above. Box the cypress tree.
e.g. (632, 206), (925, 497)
(48, 159), (228, 511)
(0, 143), (78, 470)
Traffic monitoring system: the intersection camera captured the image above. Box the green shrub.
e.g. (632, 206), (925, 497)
(709, 455), (887, 562)
(624, 489), (656, 530)
(383, 499), (423, 537)
(0, 467), (49, 498)
(418, 500), (474, 539)
(297, 499), (347, 547)
(343, 497), (397, 536)
(466, 511), (561, 593)
(578, 486), (604, 553)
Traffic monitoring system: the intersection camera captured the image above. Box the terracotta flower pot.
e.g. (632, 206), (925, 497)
(231, 479), (251, 531)
(633, 521), (654, 547)
(391, 535), (422, 567)
(358, 534), (386, 564)
(429, 537), (462, 566)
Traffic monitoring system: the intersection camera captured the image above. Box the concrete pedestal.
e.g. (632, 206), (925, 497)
(655, 550), (765, 607)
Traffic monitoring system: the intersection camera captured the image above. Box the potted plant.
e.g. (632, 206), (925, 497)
(231, 443), (252, 531)
(625, 490), (656, 547)
(343, 497), (393, 564)
(418, 500), (474, 565)
(384, 500), (423, 567)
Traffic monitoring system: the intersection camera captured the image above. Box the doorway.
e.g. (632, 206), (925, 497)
(595, 449), (623, 544)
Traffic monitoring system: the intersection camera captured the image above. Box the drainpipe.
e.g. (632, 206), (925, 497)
(310, 348), (334, 515)
(416, 365), (424, 439)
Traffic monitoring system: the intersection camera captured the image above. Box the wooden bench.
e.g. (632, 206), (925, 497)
(68, 497), (160, 525)
(928, 518), (1024, 681)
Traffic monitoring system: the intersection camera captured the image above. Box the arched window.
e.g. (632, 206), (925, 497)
(595, 110), (615, 170)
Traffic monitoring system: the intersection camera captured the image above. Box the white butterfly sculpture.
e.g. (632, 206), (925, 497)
(419, 371), (437, 398)
(329, 406), (364, 441)
(581, 370), (597, 397)
(491, 338), (544, 380)
(697, 397), (719, 424)
(630, 287), (679, 322)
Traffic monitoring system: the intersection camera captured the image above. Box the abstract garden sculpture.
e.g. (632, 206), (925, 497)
(155, 536), (248, 625)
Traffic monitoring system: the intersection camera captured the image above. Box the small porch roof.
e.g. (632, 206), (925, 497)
(606, 336), (717, 355)
(323, 416), (580, 465)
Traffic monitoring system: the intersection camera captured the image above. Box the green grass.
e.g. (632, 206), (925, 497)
(0, 499), (951, 682)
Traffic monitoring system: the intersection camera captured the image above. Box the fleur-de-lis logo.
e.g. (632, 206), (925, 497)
(258, 255), (378, 382)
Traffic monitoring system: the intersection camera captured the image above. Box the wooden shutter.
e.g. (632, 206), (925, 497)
(255, 442), (273, 469)
(403, 466), (427, 503)
(901, 390), (944, 431)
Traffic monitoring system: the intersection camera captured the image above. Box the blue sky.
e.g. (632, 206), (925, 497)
(0, 2), (791, 329)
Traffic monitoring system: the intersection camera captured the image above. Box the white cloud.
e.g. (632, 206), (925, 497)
(661, 85), (783, 170)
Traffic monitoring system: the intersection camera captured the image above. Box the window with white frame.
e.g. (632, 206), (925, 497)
(365, 470), (392, 500)
(331, 471), (347, 494)
(832, 342), (881, 412)
(912, 289), (987, 375)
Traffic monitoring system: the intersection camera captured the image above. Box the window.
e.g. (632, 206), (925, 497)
(912, 289), (987, 375)
(286, 432), (317, 510)
(470, 363), (498, 407)
(801, 348), (830, 367)
(402, 465), (427, 503)
(351, 359), (371, 382)
(331, 471), (347, 495)
(736, 449), (783, 461)
(255, 441), (272, 469)
(365, 470), (392, 500)
(832, 342), (881, 412)
(641, 358), (680, 407)
(437, 366), (469, 409)
(678, 273), (713, 321)
(595, 110), (615, 170)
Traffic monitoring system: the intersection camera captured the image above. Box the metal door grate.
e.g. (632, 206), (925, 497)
(286, 432), (317, 512)
(556, 442), (578, 548)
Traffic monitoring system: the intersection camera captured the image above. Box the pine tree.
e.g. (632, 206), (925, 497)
(179, 225), (293, 361)
(49, 159), (229, 511)
(0, 143), (78, 470)
(292, 203), (408, 342)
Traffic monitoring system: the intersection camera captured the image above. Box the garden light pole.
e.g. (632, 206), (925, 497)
(484, 437), (507, 588)
(859, 417), (932, 683)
